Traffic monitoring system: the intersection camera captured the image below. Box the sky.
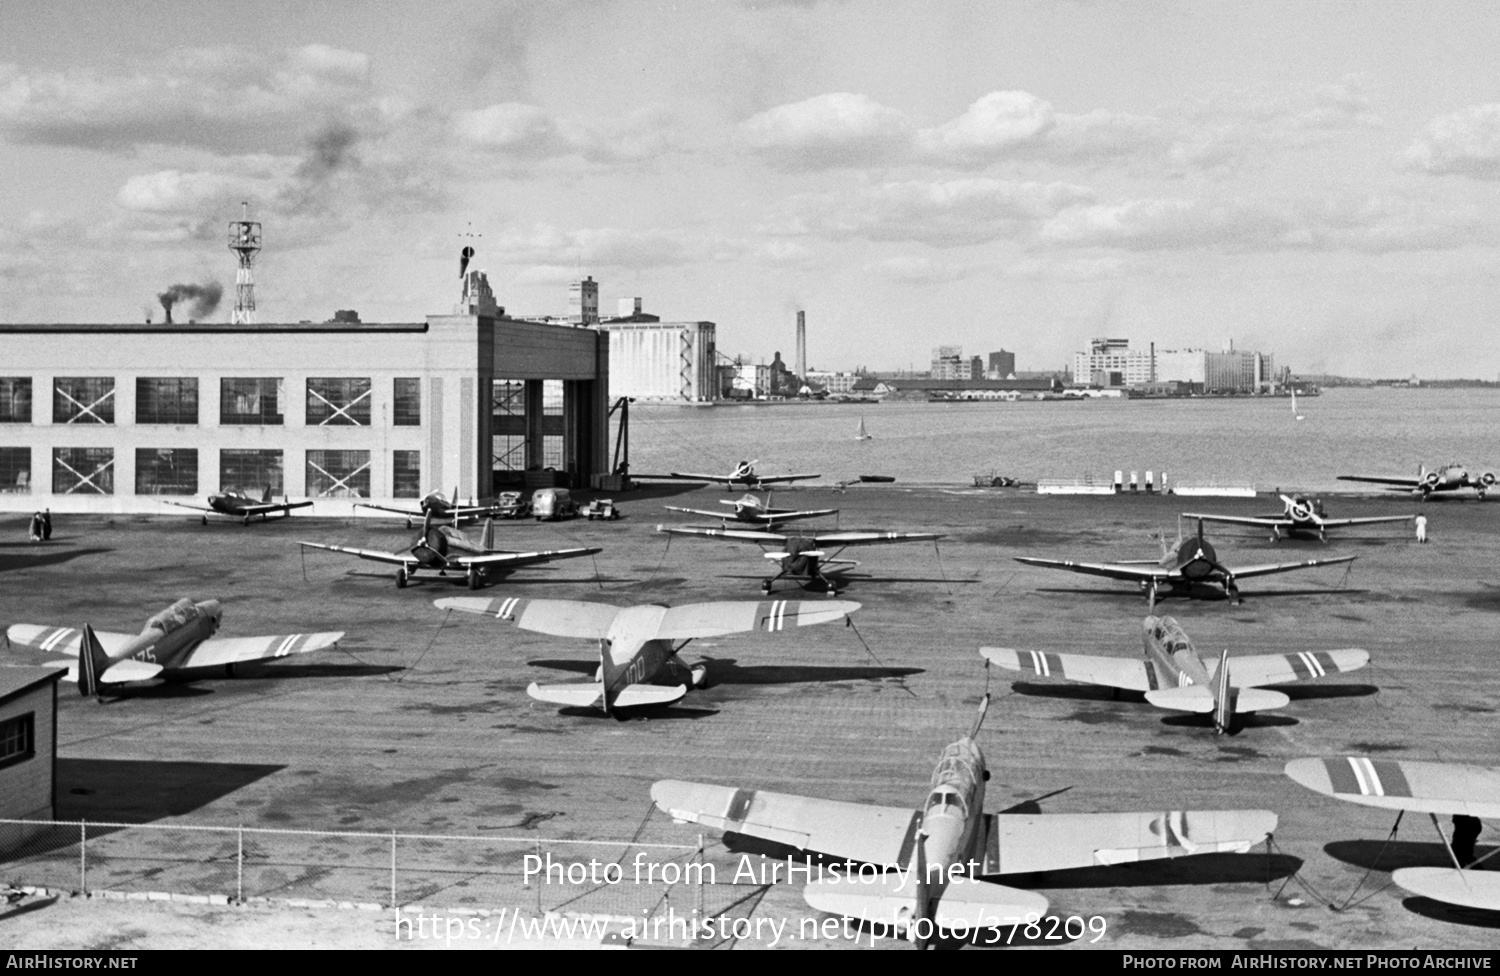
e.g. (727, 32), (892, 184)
(4, 0), (1500, 378)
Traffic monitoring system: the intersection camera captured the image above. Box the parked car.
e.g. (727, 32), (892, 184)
(492, 491), (529, 519)
(531, 487), (578, 521)
(580, 498), (619, 520)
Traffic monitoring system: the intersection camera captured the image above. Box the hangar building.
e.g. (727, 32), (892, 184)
(0, 273), (611, 514)
(0, 666), (64, 848)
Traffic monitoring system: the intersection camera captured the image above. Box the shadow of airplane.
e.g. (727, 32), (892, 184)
(556, 703), (719, 721)
(0, 547), (113, 574)
(57, 757), (284, 823)
(1401, 897), (1500, 929)
(1271, 683), (1379, 701)
(1034, 586), (1368, 603)
(1325, 839), (1496, 873)
(1012, 681), (1148, 704)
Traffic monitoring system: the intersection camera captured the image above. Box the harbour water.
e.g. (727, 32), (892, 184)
(625, 388), (1498, 495)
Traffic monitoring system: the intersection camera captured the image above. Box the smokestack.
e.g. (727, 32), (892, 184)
(796, 310), (806, 382)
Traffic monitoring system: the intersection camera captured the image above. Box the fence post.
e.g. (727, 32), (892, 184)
(390, 831), (397, 910)
(78, 819), (86, 895)
(237, 825), (244, 903)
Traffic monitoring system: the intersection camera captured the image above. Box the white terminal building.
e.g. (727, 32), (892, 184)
(1073, 338), (1273, 392)
(0, 271), (613, 513)
(586, 292), (717, 404)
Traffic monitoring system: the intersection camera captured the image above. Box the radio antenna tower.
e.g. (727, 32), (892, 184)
(228, 201), (261, 324)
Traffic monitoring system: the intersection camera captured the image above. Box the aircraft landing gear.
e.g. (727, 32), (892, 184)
(467, 566), (482, 590)
(224, 663), (237, 678)
(396, 567), (409, 588)
(243, 515), (250, 526)
(201, 515), (208, 525)
(760, 580), (773, 594)
(1225, 577), (1242, 605)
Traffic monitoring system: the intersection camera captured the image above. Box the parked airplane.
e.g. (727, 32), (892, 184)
(1012, 523), (1356, 607)
(1338, 463), (1496, 500)
(639, 460), (820, 491)
(1286, 756), (1500, 910)
(5, 598), (344, 699)
(1181, 495), (1413, 542)
(434, 595), (859, 714)
(165, 488), (312, 525)
(662, 492), (838, 528)
(656, 524), (942, 595)
(981, 615), (1370, 734)
(299, 514), (600, 589)
(356, 487), (506, 528)
(652, 695), (1277, 946)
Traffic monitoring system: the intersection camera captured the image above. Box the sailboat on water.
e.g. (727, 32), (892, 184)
(855, 417), (873, 441)
(1291, 388), (1305, 421)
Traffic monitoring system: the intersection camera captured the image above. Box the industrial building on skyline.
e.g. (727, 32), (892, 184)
(1072, 337), (1274, 393)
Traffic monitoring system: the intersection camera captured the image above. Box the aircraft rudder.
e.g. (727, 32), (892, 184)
(78, 623), (109, 698)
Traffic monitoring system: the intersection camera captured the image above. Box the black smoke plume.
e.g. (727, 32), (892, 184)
(158, 282), (224, 324)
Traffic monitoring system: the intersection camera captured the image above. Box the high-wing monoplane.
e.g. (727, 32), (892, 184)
(434, 596), (859, 714)
(657, 524), (942, 595)
(662, 492), (837, 528)
(1013, 522), (1356, 606)
(299, 514), (600, 589)
(355, 487), (508, 528)
(5, 598), (344, 699)
(1338, 463), (1496, 500)
(652, 695), (1276, 946)
(165, 487), (312, 525)
(981, 615), (1370, 734)
(1182, 495), (1414, 542)
(1286, 756), (1500, 910)
(638, 460), (820, 491)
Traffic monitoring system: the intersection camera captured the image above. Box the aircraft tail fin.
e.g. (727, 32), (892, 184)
(261, 486), (272, 504)
(78, 624), (109, 698)
(481, 517), (495, 551)
(1213, 648), (1232, 734)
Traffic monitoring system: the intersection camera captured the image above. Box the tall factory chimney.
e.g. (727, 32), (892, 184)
(228, 201), (261, 324)
(796, 310), (806, 383)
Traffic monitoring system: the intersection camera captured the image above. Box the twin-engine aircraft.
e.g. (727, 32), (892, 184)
(662, 492), (838, 528)
(165, 487), (312, 525)
(356, 487), (507, 528)
(981, 615), (1370, 734)
(1338, 463), (1496, 499)
(656, 524), (942, 595)
(1183, 495), (1414, 543)
(652, 695), (1276, 946)
(5, 598), (344, 699)
(639, 460), (820, 491)
(1013, 522), (1356, 607)
(299, 514), (599, 589)
(1286, 756), (1500, 911)
(434, 596), (859, 714)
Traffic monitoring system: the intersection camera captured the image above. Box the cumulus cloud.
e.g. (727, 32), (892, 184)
(1402, 103), (1500, 179)
(739, 92), (912, 169)
(1038, 194), (1476, 253)
(0, 44), (381, 153)
(455, 101), (677, 163)
(800, 178), (1095, 247)
(915, 91), (1055, 162)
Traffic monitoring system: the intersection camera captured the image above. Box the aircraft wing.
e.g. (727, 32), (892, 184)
(239, 501), (313, 516)
(665, 472), (734, 484)
(657, 525), (785, 543)
(752, 473), (820, 485)
(1285, 757), (1500, 817)
(1012, 556), (1168, 582)
(1180, 513), (1288, 529)
(6, 625), (138, 657)
(453, 547), (602, 570)
(981, 810), (1278, 874)
(177, 632), (345, 669)
(434, 597), (622, 638)
(1336, 475), (1420, 489)
(651, 779), (920, 868)
(1224, 554), (1356, 580)
(297, 541), (416, 568)
(1391, 868), (1500, 911)
(162, 501), (216, 514)
(1215, 649), (1369, 687)
(979, 647), (1152, 692)
(353, 502), (423, 517)
(761, 509), (839, 525)
(810, 530), (943, 547)
(653, 599), (861, 638)
(1317, 515), (1416, 528)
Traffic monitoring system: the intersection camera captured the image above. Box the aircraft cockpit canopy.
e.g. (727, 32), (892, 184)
(926, 788), (969, 819)
(930, 746), (981, 792)
(145, 598), (200, 635)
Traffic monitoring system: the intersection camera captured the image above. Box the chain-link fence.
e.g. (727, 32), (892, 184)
(0, 818), (710, 919)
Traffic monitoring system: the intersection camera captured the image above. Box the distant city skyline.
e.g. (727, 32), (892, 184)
(5, 2), (1500, 377)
